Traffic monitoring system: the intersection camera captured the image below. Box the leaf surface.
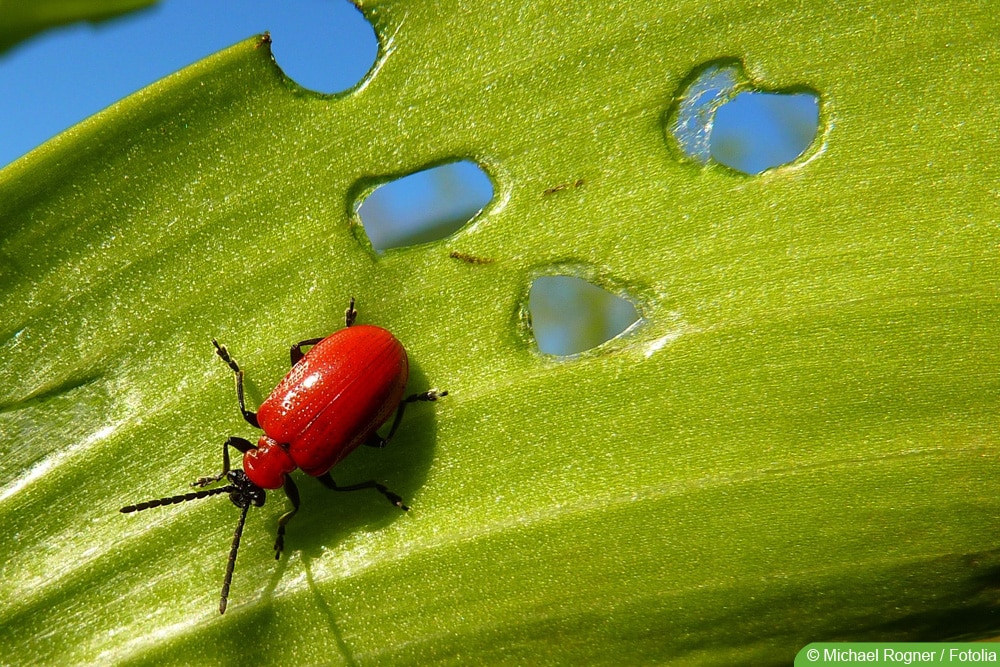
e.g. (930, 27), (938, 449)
(0, 0), (156, 54)
(0, 1), (998, 665)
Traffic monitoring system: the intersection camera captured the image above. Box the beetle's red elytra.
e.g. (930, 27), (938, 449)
(254, 324), (408, 481)
(120, 298), (445, 614)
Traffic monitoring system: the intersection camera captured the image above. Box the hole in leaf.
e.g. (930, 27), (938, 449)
(670, 63), (743, 166)
(668, 61), (820, 174)
(529, 276), (639, 356)
(711, 92), (819, 174)
(357, 161), (494, 252)
(268, 0), (378, 94)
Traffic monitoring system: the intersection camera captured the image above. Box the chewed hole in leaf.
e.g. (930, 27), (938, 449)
(668, 60), (820, 174)
(712, 92), (819, 174)
(669, 62), (745, 166)
(529, 276), (639, 356)
(269, 0), (378, 94)
(357, 161), (494, 253)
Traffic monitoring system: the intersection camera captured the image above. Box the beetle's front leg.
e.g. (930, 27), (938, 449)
(193, 436), (255, 487)
(212, 339), (261, 428)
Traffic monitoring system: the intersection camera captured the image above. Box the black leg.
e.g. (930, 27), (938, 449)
(316, 472), (409, 511)
(365, 389), (448, 448)
(193, 436), (255, 487)
(273, 476), (301, 559)
(289, 298), (359, 364)
(345, 296), (357, 327)
(212, 339), (260, 428)
(289, 338), (324, 366)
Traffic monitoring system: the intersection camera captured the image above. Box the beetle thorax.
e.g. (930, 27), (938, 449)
(242, 436), (297, 490)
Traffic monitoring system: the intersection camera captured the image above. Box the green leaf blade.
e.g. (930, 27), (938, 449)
(1, 1), (999, 664)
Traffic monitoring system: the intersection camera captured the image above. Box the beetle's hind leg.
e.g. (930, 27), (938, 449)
(365, 389), (448, 449)
(287, 296), (358, 365)
(289, 338), (324, 366)
(316, 472), (409, 511)
(212, 339), (260, 428)
(345, 297), (357, 327)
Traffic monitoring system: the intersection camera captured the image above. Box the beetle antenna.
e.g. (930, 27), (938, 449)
(120, 485), (236, 513)
(219, 502), (251, 614)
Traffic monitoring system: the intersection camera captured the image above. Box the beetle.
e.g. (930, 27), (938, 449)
(120, 298), (445, 613)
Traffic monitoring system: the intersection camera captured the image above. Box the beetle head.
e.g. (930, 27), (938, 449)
(226, 469), (266, 509)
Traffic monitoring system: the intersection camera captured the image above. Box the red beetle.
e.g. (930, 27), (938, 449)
(121, 298), (444, 613)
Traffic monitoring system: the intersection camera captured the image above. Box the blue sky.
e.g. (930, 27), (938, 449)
(0, 0), (378, 169)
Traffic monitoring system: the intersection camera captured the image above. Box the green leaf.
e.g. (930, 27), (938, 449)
(0, 0), (157, 54)
(1, 1), (998, 665)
